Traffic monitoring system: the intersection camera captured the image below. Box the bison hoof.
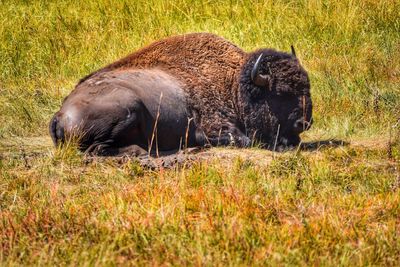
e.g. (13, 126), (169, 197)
(239, 136), (252, 147)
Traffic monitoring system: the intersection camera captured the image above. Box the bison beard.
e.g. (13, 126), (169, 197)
(50, 33), (312, 156)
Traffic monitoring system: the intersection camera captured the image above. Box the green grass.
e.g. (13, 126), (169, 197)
(0, 0), (400, 265)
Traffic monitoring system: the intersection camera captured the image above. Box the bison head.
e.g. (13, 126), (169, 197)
(240, 48), (313, 150)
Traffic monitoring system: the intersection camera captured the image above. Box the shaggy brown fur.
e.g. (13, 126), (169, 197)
(78, 33), (247, 138)
(51, 33), (312, 154)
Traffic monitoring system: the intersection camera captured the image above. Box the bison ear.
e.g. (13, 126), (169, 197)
(290, 45), (296, 57)
(251, 53), (271, 88)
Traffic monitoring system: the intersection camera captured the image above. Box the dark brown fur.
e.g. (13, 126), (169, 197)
(51, 33), (312, 155)
(77, 33), (247, 137)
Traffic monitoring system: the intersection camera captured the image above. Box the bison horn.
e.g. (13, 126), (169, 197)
(251, 53), (270, 87)
(291, 45), (296, 57)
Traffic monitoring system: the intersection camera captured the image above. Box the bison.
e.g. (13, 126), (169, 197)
(50, 33), (312, 156)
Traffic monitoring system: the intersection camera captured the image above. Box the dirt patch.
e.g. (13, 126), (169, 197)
(85, 147), (276, 169)
(1, 135), (392, 169)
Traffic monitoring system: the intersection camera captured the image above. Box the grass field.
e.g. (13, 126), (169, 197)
(1, 0), (400, 265)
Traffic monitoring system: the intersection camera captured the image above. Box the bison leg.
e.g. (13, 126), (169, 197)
(86, 142), (147, 157)
(195, 126), (251, 148)
(207, 134), (251, 147)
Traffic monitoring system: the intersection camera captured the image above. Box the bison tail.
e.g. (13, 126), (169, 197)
(49, 113), (65, 146)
